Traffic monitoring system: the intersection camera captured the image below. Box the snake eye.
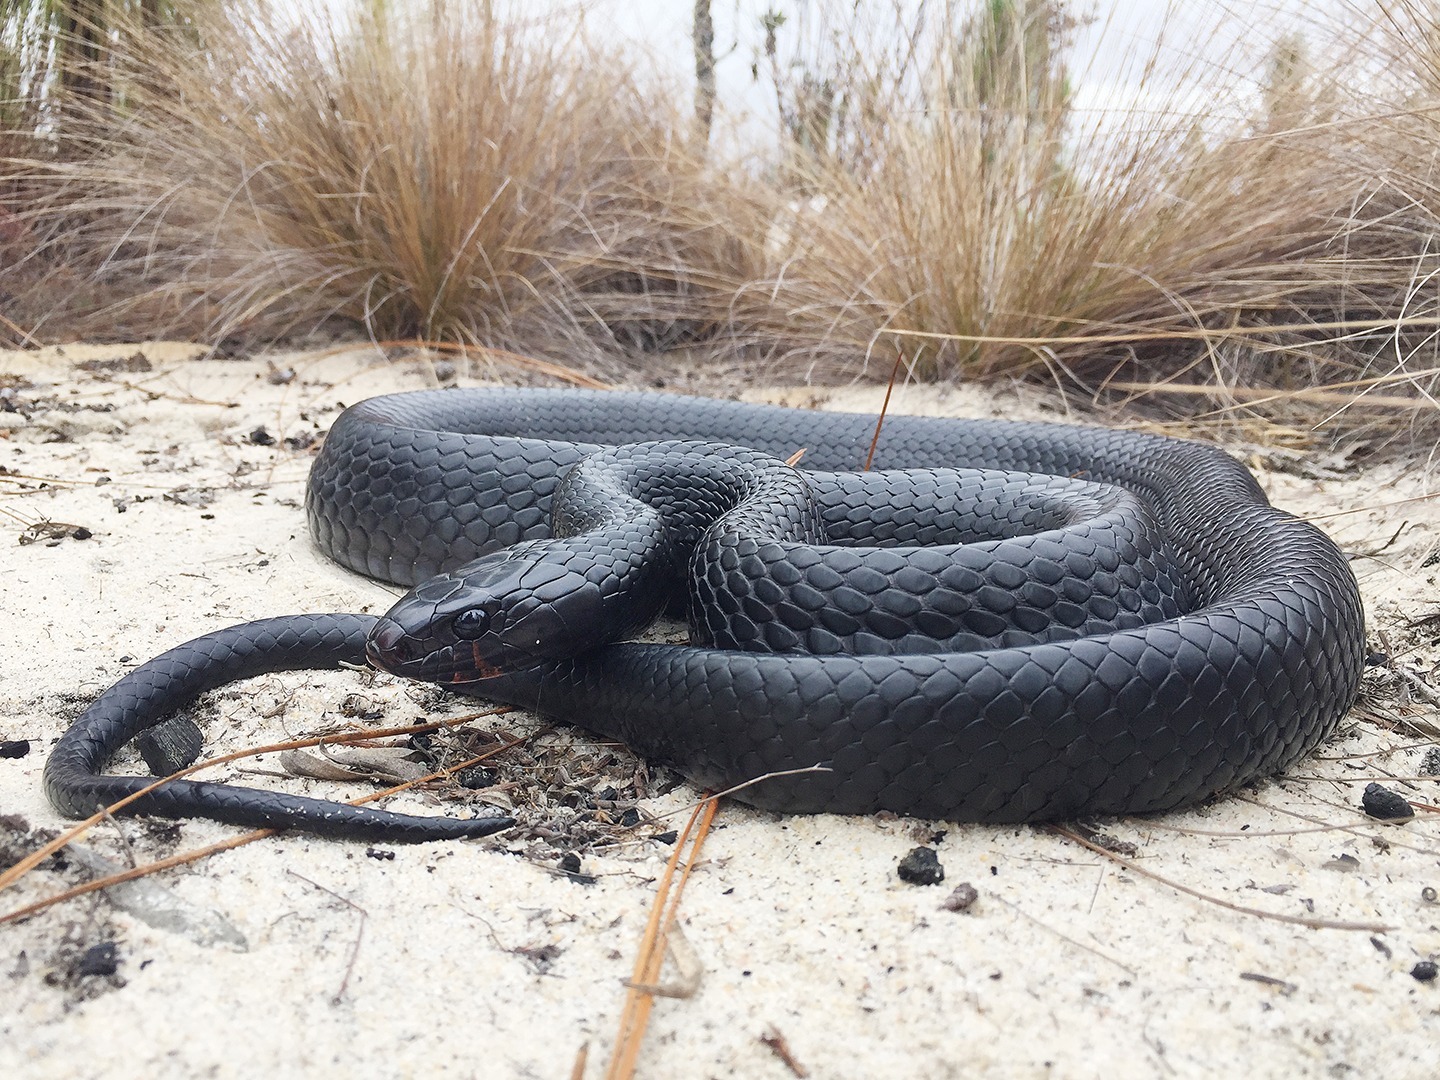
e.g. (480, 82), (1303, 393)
(452, 607), (493, 640)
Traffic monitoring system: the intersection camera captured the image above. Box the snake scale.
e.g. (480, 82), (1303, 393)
(44, 389), (1366, 840)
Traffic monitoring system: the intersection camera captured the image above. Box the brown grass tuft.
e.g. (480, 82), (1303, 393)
(735, 0), (1440, 449)
(1, 1), (758, 367)
(3, 1), (1440, 451)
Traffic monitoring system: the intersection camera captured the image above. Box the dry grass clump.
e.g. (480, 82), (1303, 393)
(0, 1), (759, 365)
(2, 0), (1440, 451)
(739, 0), (1440, 449)
(1321, 0), (1440, 447)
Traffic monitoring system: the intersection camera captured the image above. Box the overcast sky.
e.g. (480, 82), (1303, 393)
(544, 0), (1362, 140)
(286, 0), (1374, 151)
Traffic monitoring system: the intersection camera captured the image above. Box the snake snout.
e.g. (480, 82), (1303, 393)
(366, 617), (417, 671)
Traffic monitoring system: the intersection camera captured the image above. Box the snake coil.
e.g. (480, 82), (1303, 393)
(45, 389), (1365, 838)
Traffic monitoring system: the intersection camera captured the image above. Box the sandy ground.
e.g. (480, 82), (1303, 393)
(1, 343), (1438, 1080)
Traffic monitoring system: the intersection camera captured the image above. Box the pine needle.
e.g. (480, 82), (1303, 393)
(1050, 826), (1394, 932)
(604, 796), (720, 1080)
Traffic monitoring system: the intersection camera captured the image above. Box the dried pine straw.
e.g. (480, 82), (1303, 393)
(603, 797), (719, 1080)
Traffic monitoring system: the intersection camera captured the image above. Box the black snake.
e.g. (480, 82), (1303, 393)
(44, 389), (1366, 840)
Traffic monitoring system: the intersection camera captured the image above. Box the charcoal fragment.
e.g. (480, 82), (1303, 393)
(1361, 782), (1414, 822)
(136, 715), (204, 775)
(457, 766), (497, 789)
(558, 852), (595, 885)
(76, 942), (120, 978)
(897, 846), (944, 886)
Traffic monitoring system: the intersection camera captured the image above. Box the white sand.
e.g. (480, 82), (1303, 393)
(1, 344), (1437, 1079)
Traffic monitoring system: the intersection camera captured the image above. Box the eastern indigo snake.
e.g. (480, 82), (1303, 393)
(44, 389), (1366, 840)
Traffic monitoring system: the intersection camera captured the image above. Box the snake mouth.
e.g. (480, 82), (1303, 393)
(447, 643), (508, 684)
(365, 618), (506, 684)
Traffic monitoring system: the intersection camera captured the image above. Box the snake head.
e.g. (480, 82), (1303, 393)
(365, 544), (606, 685)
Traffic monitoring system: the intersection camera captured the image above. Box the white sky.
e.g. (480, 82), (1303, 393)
(550, 0), (1362, 138)
(288, 0), (1375, 153)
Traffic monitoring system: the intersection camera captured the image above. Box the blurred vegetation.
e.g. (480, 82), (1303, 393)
(0, 2), (199, 135)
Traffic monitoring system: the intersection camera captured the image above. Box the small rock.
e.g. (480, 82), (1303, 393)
(1361, 782), (1415, 822)
(0, 740), (30, 759)
(897, 846), (944, 886)
(44, 412), (127, 438)
(1420, 748), (1440, 777)
(247, 426), (275, 446)
(941, 882), (979, 912)
(1411, 960), (1437, 983)
(64, 842), (246, 950)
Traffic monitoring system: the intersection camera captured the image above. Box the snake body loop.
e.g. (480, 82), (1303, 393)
(41, 614), (514, 840)
(45, 388), (1366, 837)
